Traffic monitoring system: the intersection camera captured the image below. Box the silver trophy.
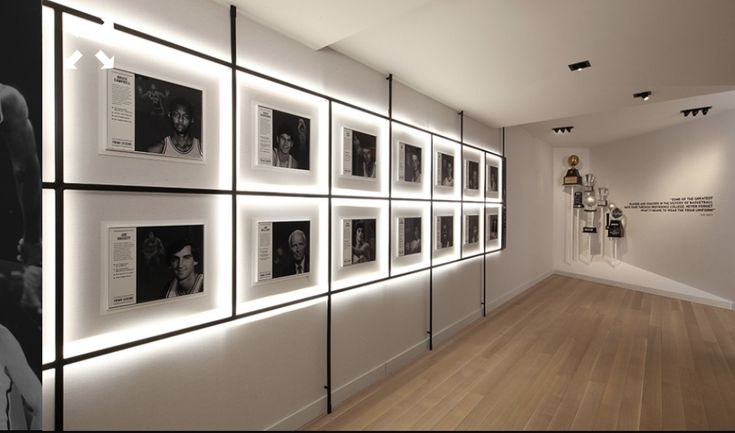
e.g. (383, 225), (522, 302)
(582, 173), (597, 233)
(597, 187), (608, 208)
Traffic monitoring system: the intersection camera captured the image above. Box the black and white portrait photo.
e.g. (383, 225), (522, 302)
(107, 224), (205, 309)
(437, 215), (453, 249)
(272, 221), (310, 278)
(467, 160), (479, 190)
(343, 218), (376, 266)
(400, 142), (422, 183)
(438, 152), (454, 187)
(344, 128), (376, 178)
(257, 220), (310, 281)
(487, 213), (499, 241)
(107, 69), (204, 160)
(466, 214), (479, 245)
(399, 217), (421, 256)
(488, 164), (499, 194)
(0, 1), (42, 428)
(258, 106), (310, 170)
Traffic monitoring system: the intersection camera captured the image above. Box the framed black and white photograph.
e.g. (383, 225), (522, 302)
(465, 214), (479, 245)
(107, 68), (204, 160)
(107, 224), (205, 309)
(436, 215), (454, 250)
(437, 152), (455, 187)
(466, 160), (479, 190)
(398, 217), (422, 256)
(257, 105), (310, 170)
(257, 220), (310, 281)
(399, 142), (422, 183)
(487, 212), (499, 242)
(342, 218), (376, 266)
(342, 127), (377, 178)
(487, 163), (499, 194)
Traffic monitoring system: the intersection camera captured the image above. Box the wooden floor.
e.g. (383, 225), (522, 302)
(304, 275), (735, 430)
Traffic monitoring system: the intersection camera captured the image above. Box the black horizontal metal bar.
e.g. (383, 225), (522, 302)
(388, 196), (435, 203)
(42, 182), (57, 189)
(41, 361), (56, 372)
(432, 198), (466, 204)
(464, 141), (503, 158)
(390, 265), (433, 280)
(62, 182), (231, 195)
(60, 291), (329, 367)
(234, 190), (330, 199)
(330, 194), (388, 201)
(114, 23), (231, 68)
(432, 251), (485, 270)
(328, 99), (389, 122)
(42, 0), (104, 24)
(235, 64), (329, 103)
(394, 119), (461, 145)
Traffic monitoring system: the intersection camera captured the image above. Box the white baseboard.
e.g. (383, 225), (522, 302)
(267, 395), (326, 431)
(385, 338), (429, 376)
(331, 362), (386, 409)
(553, 270), (734, 310)
(330, 338), (429, 409)
(486, 271), (554, 313)
(433, 309), (483, 348)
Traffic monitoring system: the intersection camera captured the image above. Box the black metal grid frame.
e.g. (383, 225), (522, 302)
(41, 1), (507, 429)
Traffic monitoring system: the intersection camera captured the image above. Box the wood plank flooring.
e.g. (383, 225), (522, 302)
(303, 275), (735, 430)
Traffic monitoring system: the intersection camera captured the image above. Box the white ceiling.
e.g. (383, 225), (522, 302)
(230, 0), (735, 146)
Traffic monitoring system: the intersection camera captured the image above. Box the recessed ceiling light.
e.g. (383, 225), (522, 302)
(681, 106), (712, 117)
(552, 126), (574, 134)
(568, 60), (591, 72)
(634, 91), (652, 101)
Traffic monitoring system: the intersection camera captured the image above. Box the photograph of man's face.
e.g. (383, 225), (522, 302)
(171, 244), (197, 282)
(133, 73), (203, 160)
(271, 220), (310, 279)
(270, 109), (310, 170)
(135, 224), (205, 304)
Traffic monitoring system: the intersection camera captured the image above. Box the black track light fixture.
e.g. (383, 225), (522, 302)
(568, 60), (591, 72)
(552, 126), (574, 134)
(680, 106), (712, 117)
(634, 91), (652, 101)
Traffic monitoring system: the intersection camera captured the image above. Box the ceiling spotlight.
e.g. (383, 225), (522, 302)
(680, 106), (712, 117)
(568, 60), (591, 72)
(552, 126), (574, 134)
(634, 91), (652, 101)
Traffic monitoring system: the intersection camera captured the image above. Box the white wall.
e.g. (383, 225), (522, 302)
(552, 110), (735, 308)
(47, 0), (537, 430)
(485, 127), (554, 312)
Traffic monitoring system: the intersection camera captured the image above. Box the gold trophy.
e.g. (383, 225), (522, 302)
(563, 155), (582, 185)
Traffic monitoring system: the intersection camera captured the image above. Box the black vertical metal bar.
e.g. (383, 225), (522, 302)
(230, 5), (237, 318)
(502, 128), (507, 250)
(428, 134), (434, 351)
(386, 74), (393, 277)
(482, 151), (487, 317)
(459, 111), (464, 260)
(326, 100), (333, 414)
(53, 8), (64, 431)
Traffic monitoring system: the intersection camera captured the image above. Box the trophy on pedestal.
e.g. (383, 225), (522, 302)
(563, 155), (582, 185)
(582, 173), (598, 233)
(608, 206), (625, 238)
